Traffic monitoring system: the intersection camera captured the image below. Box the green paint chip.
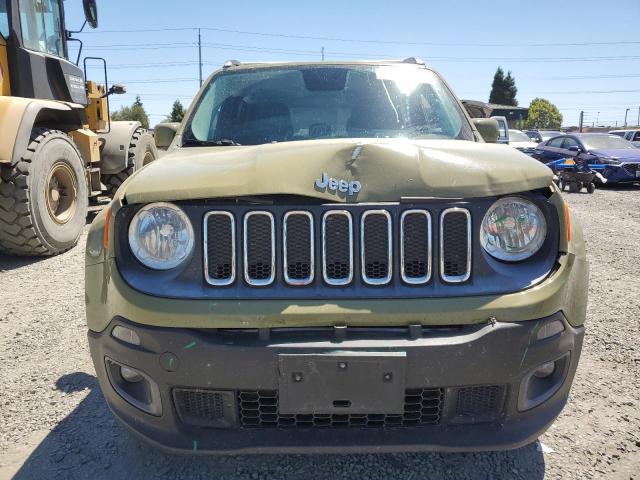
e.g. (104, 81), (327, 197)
(192, 440), (198, 451)
(184, 341), (197, 350)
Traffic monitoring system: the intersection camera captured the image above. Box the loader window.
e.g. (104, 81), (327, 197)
(18, 0), (64, 57)
(0, 0), (9, 39)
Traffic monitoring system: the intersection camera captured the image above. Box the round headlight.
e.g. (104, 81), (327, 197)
(480, 197), (547, 262)
(128, 202), (194, 270)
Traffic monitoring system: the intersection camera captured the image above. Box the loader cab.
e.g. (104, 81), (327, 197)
(3, 0), (90, 104)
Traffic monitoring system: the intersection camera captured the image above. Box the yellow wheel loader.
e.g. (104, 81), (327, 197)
(0, 0), (157, 256)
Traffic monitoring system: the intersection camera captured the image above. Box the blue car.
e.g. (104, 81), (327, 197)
(534, 133), (640, 184)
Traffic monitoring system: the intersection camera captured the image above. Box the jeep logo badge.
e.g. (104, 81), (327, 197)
(315, 173), (361, 197)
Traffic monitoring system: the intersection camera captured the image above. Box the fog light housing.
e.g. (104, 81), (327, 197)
(533, 361), (556, 378)
(105, 357), (162, 416)
(518, 352), (570, 412)
(120, 366), (143, 383)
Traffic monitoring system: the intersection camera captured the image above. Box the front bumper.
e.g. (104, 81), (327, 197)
(88, 312), (584, 454)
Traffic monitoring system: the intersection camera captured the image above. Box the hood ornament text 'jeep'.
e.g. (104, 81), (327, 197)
(315, 173), (361, 197)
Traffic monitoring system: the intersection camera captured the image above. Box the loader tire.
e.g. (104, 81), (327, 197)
(103, 127), (157, 197)
(0, 128), (88, 256)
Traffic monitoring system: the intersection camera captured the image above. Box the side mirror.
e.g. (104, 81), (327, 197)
(567, 145), (581, 154)
(107, 84), (127, 95)
(154, 123), (180, 150)
(83, 0), (98, 29)
(473, 118), (500, 143)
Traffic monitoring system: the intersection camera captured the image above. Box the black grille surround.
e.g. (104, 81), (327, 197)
(115, 196), (560, 300)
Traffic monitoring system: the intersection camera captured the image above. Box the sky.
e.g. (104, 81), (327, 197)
(64, 0), (640, 128)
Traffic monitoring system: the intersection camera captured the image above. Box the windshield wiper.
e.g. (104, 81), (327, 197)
(183, 138), (242, 147)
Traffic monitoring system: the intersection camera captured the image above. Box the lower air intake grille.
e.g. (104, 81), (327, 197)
(440, 209), (471, 282)
(238, 388), (443, 428)
(173, 388), (233, 428)
(455, 385), (505, 423)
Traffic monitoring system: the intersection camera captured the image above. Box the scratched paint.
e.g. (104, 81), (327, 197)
(184, 341), (197, 349)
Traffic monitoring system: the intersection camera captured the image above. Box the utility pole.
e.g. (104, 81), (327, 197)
(637, 106), (639, 127)
(624, 108), (630, 127)
(321, 46), (325, 61)
(578, 111), (584, 132)
(596, 111), (600, 126)
(198, 28), (203, 87)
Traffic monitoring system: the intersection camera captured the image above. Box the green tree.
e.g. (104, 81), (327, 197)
(164, 100), (185, 123)
(525, 98), (563, 129)
(111, 95), (149, 128)
(489, 67), (518, 106)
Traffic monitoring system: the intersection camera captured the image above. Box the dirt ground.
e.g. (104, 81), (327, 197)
(0, 187), (638, 480)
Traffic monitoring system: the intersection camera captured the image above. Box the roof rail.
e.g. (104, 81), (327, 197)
(223, 59), (241, 68)
(402, 57), (425, 65)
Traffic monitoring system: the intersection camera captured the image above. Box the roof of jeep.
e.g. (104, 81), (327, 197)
(217, 58), (429, 71)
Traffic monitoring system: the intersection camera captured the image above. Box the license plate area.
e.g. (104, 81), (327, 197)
(278, 352), (406, 415)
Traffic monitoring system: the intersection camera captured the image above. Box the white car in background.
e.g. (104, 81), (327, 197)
(609, 129), (640, 148)
(508, 129), (538, 156)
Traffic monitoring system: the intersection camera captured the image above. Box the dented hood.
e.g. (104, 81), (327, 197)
(121, 138), (553, 204)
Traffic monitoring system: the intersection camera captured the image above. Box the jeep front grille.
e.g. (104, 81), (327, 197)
(322, 211), (354, 285)
(243, 211), (275, 286)
(361, 210), (392, 285)
(203, 205), (473, 288)
(283, 211), (314, 285)
(440, 208), (471, 283)
(204, 212), (236, 286)
(400, 210), (432, 284)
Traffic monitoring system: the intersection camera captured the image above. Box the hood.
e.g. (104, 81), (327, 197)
(590, 148), (640, 161)
(121, 138), (553, 204)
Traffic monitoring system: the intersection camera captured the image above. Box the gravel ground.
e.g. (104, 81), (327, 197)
(0, 187), (638, 480)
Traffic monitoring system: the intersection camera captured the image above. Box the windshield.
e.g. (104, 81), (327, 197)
(184, 65), (472, 146)
(582, 135), (635, 150)
(508, 130), (532, 142)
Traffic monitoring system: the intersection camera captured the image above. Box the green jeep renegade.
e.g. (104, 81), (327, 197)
(85, 59), (588, 453)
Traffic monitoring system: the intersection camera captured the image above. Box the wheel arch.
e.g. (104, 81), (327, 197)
(0, 97), (84, 166)
(99, 121), (143, 175)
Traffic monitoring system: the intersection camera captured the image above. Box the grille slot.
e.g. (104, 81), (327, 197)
(283, 211), (314, 285)
(361, 210), (392, 285)
(322, 211), (353, 285)
(440, 208), (471, 283)
(238, 388), (443, 428)
(400, 210), (432, 284)
(243, 212), (275, 286)
(204, 211), (235, 286)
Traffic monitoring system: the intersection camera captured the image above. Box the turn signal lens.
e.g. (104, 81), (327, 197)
(111, 325), (140, 345)
(536, 319), (565, 341)
(480, 197), (547, 262)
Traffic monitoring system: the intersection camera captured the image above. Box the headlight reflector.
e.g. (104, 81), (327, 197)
(480, 197), (546, 262)
(128, 202), (194, 270)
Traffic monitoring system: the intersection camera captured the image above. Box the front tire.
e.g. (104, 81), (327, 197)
(102, 127), (157, 197)
(0, 129), (88, 256)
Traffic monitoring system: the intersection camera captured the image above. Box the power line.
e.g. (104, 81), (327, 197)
(80, 40), (640, 63)
(78, 25), (640, 47)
